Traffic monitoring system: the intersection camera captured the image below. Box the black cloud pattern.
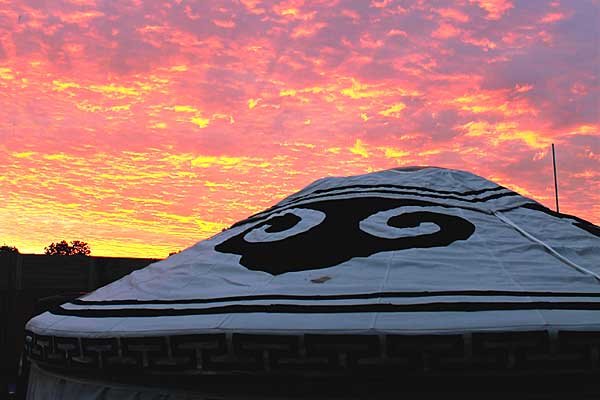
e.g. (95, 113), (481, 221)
(215, 197), (475, 275)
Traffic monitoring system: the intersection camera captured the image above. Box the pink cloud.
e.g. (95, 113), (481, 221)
(470, 0), (513, 20)
(431, 22), (461, 39)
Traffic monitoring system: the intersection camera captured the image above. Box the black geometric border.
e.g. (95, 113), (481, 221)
(24, 330), (600, 376)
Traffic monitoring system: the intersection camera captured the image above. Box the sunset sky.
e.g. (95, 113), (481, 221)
(0, 0), (598, 258)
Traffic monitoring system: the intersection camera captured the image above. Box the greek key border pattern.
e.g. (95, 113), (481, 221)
(24, 330), (600, 375)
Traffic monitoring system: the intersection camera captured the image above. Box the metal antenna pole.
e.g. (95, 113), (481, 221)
(552, 143), (559, 213)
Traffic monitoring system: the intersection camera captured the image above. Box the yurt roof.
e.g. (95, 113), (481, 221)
(25, 166), (600, 376)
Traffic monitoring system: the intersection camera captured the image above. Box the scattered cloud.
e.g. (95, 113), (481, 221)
(0, 0), (597, 257)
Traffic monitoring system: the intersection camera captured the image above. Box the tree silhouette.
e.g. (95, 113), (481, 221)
(44, 240), (91, 256)
(0, 245), (19, 254)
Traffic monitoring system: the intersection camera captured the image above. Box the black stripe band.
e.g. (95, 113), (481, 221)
(233, 190), (519, 229)
(71, 290), (600, 306)
(293, 183), (506, 200)
(238, 185), (509, 226)
(287, 188), (516, 207)
(52, 301), (600, 318)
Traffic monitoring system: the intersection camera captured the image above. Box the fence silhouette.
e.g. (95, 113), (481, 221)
(0, 253), (158, 398)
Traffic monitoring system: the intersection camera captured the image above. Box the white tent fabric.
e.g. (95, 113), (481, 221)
(24, 167), (600, 399)
(27, 167), (600, 337)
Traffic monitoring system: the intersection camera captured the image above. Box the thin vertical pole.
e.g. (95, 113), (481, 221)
(552, 143), (559, 213)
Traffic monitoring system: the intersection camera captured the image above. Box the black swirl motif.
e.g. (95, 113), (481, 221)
(215, 197), (475, 275)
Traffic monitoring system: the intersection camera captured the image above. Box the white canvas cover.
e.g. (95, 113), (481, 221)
(27, 166), (600, 337)
(24, 167), (600, 398)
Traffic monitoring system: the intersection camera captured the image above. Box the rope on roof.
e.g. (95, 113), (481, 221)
(493, 210), (600, 283)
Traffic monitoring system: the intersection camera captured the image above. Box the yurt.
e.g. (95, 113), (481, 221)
(24, 167), (600, 398)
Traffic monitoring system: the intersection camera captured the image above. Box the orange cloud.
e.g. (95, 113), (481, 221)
(349, 139), (370, 158)
(55, 10), (105, 25)
(379, 103), (406, 117)
(540, 12), (566, 23)
(462, 35), (496, 50)
(470, 0), (513, 20)
(461, 121), (551, 149)
(371, 0), (391, 8)
(341, 9), (360, 22)
(248, 98), (261, 109)
(435, 8), (470, 22)
(240, 0), (265, 14)
(291, 22), (326, 38)
(386, 29), (407, 37)
(340, 79), (386, 99)
(213, 19), (236, 28)
(432, 23), (461, 39)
